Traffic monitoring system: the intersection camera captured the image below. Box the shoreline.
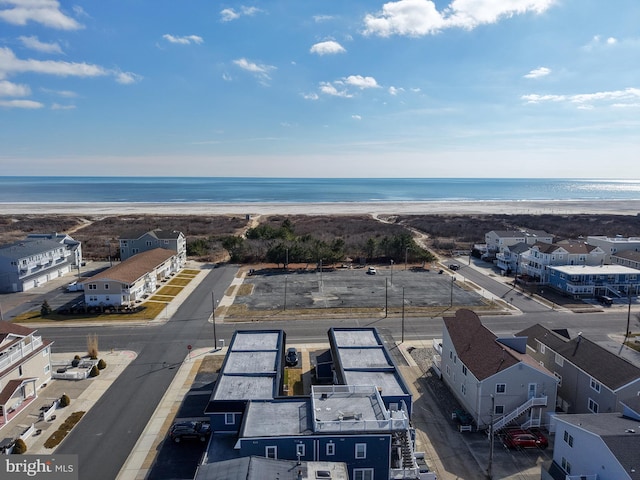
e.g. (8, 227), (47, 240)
(2, 199), (640, 215)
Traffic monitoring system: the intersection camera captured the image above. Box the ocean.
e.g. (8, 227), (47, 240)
(1, 177), (640, 204)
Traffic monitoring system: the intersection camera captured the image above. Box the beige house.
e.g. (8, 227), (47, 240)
(0, 323), (53, 429)
(82, 248), (178, 308)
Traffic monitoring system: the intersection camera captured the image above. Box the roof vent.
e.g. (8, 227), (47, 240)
(625, 429), (636, 433)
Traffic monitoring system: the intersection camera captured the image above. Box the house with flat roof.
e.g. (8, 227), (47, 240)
(439, 309), (557, 431)
(119, 229), (186, 266)
(0, 323), (53, 430)
(203, 328), (432, 480)
(587, 235), (640, 263)
(542, 409), (640, 480)
(547, 264), (640, 299)
(0, 235), (81, 292)
(194, 456), (349, 480)
(81, 247), (178, 308)
(520, 240), (606, 284)
(517, 324), (640, 415)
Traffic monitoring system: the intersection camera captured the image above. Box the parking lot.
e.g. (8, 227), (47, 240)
(232, 265), (489, 315)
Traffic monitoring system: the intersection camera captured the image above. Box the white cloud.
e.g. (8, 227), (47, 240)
(310, 40), (346, 56)
(0, 0), (82, 30)
(313, 15), (334, 23)
(233, 58), (276, 81)
(221, 6), (262, 22)
(41, 88), (77, 97)
(389, 86), (404, 95)
(352, 114), (362, 120)
(522, 87), (640, 108)
(344, 75), (379, 89)
(524, 66), (551, 79)
(51, 102), (75, 110)
(19, 35), (63, 54)
(607, 36), (617, 45)
(363, 0), (555, 37)
(0, 98), (43, 108)
(0, 47), (141, 85)
(303, 92), (319, 100)
(319, 81), (352, 98)
(162, 34), (204, 45)
(584, 35), (619, 51)
(115, 71), (142, 85)
(0, 79), (30, 96)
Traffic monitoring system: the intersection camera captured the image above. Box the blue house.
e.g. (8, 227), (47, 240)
(203, 328), (430, 480)
(547, 264), (640, 299)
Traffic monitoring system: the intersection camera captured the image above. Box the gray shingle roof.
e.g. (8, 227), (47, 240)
(0, 239), (64, 260)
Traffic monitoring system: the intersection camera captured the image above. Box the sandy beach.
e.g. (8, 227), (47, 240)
(2, 199), (640, 216)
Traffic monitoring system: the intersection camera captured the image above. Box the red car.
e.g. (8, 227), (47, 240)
(502, 428), (548, 450)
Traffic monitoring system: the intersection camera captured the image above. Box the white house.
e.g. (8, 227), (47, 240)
(119, 229), (186, 267)
(587, 235), (640, 263)
(484, 229), (553, 258)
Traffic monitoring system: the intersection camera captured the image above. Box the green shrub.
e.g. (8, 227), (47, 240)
(13, 439), (27, 454)
(97, 359), (106, 370)
(40, 300), (52, 316)
(89, 365), (99, 377)
(74, 354), (81, 360)
(59, 394), (70, 407)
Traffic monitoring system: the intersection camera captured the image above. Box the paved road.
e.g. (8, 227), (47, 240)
(31, 262), (633, 479)
(55, 265), (236, 480)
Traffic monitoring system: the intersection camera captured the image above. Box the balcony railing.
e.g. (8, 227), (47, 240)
(0, 337), (44, 372)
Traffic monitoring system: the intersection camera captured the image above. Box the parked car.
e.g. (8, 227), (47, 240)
(285, 347), (299, 367)
(66, 281), (83, 292)
(502, 427), (548, 450)
(169, 421), (211, 443)
(367, 266), (377, 275)
(596, 295), (613, 306)
(448, 263), (460, 271)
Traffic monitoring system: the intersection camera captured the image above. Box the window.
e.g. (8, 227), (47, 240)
(88, 284), (97, 290)
(453, 355), (457, 364)
(461, 384), (466, 396)
(265, 446), (277, 459)
(496, 384), (506, 394)
(555, 353), (564, 366)
(43, 347), (49, 357)
(561, 457), (572, 474)
(563, 430), (574, 447)
(590, 378), (601, 393)
(18, 365), (23, 377)
(326, 443), (335, 456)
(494, 405), (504, 415)
(104, 283), (109, 290)
(224, 413), (234, 425)
(449, 351), (453, 359)
(588, 398), (599, 413)
(446, 365), (451, 377)
(146, 241), (152, 246)
(462, 365), (467, 376)
(353, 469), (374, 480)
(554, 372), (562, 387)
(44, 364), (50, 374)
(355, 443), (367, 459)
(540, 344), (546, 354)
(296, 444), (305, 457)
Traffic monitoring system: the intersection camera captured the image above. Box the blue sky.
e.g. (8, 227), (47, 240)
(0, 0), (638, 178)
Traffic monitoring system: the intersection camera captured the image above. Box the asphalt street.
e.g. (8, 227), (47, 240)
(23, 260), (635, 479)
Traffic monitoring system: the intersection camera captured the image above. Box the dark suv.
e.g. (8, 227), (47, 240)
(286, 347), (299, 367)
(169, 421), (211, 443)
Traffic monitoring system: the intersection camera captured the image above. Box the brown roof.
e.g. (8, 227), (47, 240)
(0, 323), (36, 344)
(443, 309), (520, 380)
(0, 378), (38, 404)
(83, 248), (175, 284)
(533, 241), (597, 255)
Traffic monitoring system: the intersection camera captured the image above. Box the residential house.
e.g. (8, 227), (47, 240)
(25, 233), (83, 270)
(439, 309), (557, 431)
(520, 240), (606, 284)
(81, 248), (178, 308)
(517, 324), (640, 414)
(203, 328), (432, 480)
(119, 229), (186, 267)
(495, 242), (529, 275)
(587, 235), (640, 263)
(611, 250), (640, 270)
(484, 229), (553, 259)
(0, 235), (81, 292)
(194, 456), (349, 480)
(547, 264), (640, 299)
(542, 406), (640, 480)
(0, 323), (53, 429)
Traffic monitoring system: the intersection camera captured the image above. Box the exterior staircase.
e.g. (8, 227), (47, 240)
(492, 396), (547, 432)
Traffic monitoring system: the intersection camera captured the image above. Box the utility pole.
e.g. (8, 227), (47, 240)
(385, 278), (388, 318)
(390, 259), (394, 286)
(487, 394), (495, 479)
(450, 276), (455, 307)
(405, 247), (408, 271)
(284, 275), (288, 311)
(211, 292), (218, 350)
(401, 287), (405, 343)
